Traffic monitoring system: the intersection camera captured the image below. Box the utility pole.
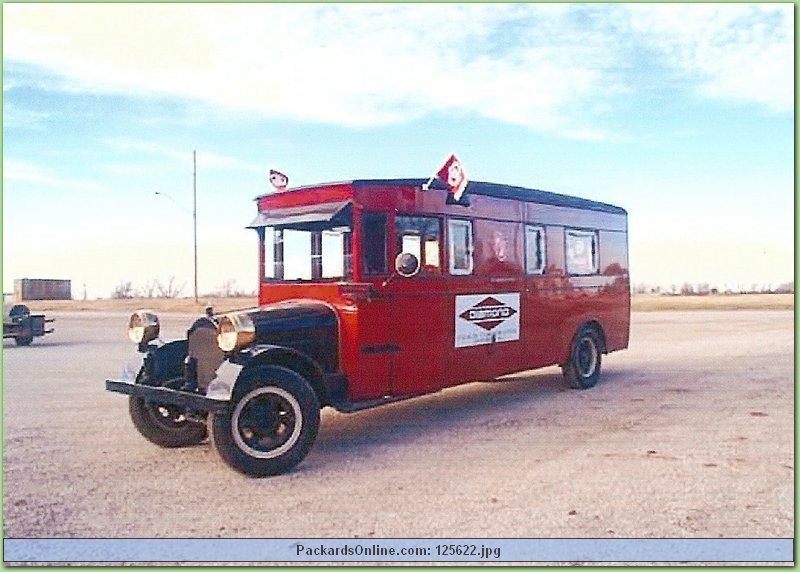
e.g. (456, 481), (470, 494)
(193, 150), (198, 304)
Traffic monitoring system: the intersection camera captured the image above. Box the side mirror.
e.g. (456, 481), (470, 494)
(395, 252), (420, 278)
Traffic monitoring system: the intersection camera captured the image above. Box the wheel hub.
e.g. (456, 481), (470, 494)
(232, 386), (303, 460)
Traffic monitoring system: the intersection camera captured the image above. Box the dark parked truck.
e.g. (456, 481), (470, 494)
(105, 177), (630, 477)
(3, 304), (54, 346)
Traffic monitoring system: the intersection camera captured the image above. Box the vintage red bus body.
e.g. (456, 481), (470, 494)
(105, 177), (630, 477)
(253, 179), (629, 405)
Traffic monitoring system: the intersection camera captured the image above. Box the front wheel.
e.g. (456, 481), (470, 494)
(562, 326), (603, 389)
(211, 365), (320, 477)
(128, 393), (208, 448)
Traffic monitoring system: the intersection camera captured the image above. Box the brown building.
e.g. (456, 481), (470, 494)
(14, 279), (72, 301)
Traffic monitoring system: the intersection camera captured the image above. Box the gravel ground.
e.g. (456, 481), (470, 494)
(2, 310), (793, 561)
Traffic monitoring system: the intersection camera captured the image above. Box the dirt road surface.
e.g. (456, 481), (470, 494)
(3, 311), (793, 548)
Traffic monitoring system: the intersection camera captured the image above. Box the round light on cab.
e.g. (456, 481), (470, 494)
(128, 310), (160, 344)
(216, 313), (256, 352)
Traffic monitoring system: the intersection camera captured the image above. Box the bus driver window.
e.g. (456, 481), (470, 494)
(360, 212), (388, 275)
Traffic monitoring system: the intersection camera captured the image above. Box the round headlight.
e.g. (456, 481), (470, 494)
(128, 310), (160, 344)
(216, 313), (256, 352)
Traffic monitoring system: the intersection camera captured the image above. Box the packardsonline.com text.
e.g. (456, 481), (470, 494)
(294, 542), (501, 561)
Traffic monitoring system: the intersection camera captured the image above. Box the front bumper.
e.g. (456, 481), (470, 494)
(105, 352), (242, 414)
(105, 379), (229, 413)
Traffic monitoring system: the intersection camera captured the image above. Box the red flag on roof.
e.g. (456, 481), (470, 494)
(436, 153), (468, 202)
(269, 169), (289, 191)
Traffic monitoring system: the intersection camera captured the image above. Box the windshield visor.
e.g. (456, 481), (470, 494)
(248, 201), (351, 229)
(256, 203), (352, 281)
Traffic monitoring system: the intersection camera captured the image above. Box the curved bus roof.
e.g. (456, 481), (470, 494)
(258, 178), (627, 216)
(354, 178), (626, 215)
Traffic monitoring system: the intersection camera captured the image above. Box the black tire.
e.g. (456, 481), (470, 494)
(210, 365), (320, 477)
(128, 395), (208, 448)
(14, 336), (33, 346)
(562, 326), (603, 389)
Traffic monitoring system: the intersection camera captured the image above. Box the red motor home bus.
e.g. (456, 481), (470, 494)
(106, 178), (629, 477)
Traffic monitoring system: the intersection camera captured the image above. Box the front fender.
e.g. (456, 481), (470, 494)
(137, 339), (188, 385)
(244, 344), (324, 381)
(233, 344), (328, 402)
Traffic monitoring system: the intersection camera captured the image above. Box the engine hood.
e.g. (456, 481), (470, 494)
(239, 300), (336, 336)
(224, 300), (338, 371)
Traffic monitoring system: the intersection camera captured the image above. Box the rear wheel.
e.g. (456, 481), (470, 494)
(562, 326), (602, 389)
(128, 388), (208, 448)
(211, 365), (320, 477)
(14, 335), (33, 346)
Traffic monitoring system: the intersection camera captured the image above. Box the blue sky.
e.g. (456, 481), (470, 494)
(2, 3), (794, 299)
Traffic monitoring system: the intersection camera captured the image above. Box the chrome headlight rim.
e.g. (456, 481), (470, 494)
(216, 312), (256, 353)
(128, 310), (160, 345)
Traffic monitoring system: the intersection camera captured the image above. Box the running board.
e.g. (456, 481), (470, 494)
(329, 391), (435, 413)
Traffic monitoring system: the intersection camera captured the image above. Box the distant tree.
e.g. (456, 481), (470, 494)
(112, 281), (135, 299)
(215, 279), (243, 297)
(138, 279), (158, 298)
(154, 276), (185, 298)
(205, 279), (257, 298)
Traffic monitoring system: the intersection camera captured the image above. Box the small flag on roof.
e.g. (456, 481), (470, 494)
(423, 153), (469, 204)
(436, 153), (468, 202)
(269, 169), (289, 191)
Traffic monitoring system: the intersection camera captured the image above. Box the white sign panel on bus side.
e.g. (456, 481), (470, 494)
(454, 293), (520, 348)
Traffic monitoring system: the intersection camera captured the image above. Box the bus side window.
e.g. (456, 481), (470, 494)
(396, 216), (441, 274)
(525, 225), (546, 274)
(566, 229), (598, 275)
(448, 219), (474, 275)
(360, 212), (388, 275)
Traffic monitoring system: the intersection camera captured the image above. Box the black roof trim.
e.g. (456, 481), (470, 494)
(351, 178), (626, 215)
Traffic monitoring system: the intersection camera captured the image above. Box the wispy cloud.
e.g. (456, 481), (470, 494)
(2, 102), (51, 130)
(3, 3), (793, 140)
(3, 158), (105, 192)
(101, 138), (263, 172)
(627, 4), (793, 113)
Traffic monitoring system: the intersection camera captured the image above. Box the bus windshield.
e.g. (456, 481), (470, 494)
(263, 223), (352, 282)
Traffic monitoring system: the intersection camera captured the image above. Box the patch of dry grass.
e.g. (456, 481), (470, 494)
(631, 293), (794, 312)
